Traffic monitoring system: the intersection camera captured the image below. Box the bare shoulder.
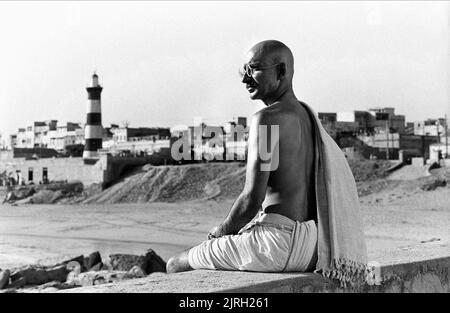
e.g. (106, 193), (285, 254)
(252, 101), (300, 127)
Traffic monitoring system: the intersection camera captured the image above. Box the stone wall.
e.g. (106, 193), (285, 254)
(0, 152), (168, 188)
(61, 256), (449, 293)
(0, 155), (105, 186)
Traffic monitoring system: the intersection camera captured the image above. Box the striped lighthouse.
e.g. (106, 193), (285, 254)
(83, 72), (103, 160)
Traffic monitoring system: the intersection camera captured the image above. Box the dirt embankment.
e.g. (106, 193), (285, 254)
(82, 163), (247, 204)
(79, 160), (395, 204)
(5, 160), (446, 205)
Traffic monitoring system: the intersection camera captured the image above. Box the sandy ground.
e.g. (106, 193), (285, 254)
(1, 173), (449, 270)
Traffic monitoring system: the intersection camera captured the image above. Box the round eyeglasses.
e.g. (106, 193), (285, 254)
(238, 63), (281, 78)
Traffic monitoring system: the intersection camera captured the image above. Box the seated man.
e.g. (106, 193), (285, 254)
(166, 40), (319, 273)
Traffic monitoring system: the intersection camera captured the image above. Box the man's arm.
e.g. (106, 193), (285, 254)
(211, 112), (276, 237)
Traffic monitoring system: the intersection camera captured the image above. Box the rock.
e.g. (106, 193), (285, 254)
(30, 281), (78, 291)
(14, 187), (36, 201)
(36, 254), (84, 269)
(67, 272), (92, 287)
(72, 271), (100, 286)
(65, 271), (81, 286)
(10, 266), (48, 285)
(109, 250), (166, 275)
(105, 271), (128, 283)
(5, 191), (16, 202)
(204, 182), (221, 198)
(109, 254), (145, 272)
(66, 261), (82, 275)
(100, 260), (112, 271)
(421, 178), (447, 191)
(89, 263), (102, 272)
(50, 190), (64, 203)
(14, 196), (33, 204)
(8, 277), (26, 289)
(72, 270), (129, 287)
(30, 190), (56, 204)
(78, 272), (100, 286)
(61, 255), (85, 268)
(34, 281), (61, 290)
(84, 251), (102, 271)
(65, 181), (84, 193)
(10, 264), (69, 286)
(142, 249), (166, 274)
(127, 265), (146, 278)
(93, 276), (106, 285)
(46, 265), (69, 282)
(0, 269), (10, 289)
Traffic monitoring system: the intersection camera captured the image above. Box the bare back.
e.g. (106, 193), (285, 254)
(261, 100), (316, 223)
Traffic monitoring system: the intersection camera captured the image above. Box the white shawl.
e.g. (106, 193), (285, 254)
(301, 101), (368, 287)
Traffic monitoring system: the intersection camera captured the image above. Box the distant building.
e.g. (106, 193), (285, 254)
(11, 120), (84, 152)
(333, 107), (405, 137)
(337, 110), (375, 134)
(111, 127), (171, 143)
(359, 132), (400, 149)
(368, 107), (405, 134)
(0, 133), (14, 150)
(369, 107), (395, 117)
(15, 120), (64, 149)
(48, 122), (83, 151)
(318, 112), (337, 123)
(405, 122), (415, 135)
(106, 126), (171, 156)
(413, 118), (446, 136)
(237, 117), (247, 129)
(429, 143), (449, 161)
(358, 132), (438, 161)
(9, 134), (17, 149)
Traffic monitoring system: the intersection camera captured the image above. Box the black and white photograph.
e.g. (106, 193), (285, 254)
(0, 0), (449, 298)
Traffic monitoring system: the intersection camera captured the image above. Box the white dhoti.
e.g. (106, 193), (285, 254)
(188, 213), (318, 272)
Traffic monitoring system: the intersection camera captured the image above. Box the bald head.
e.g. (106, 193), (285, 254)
(248, 40), (294, 82)
(241, 40), (296, 104)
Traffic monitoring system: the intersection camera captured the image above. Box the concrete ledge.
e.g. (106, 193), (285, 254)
(59, 256), (449, 293)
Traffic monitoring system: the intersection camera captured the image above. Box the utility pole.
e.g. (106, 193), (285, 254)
(445, 114), (448, 158)
(436, 120), (441, 143)
(385, 119), (389, 160)
(435, 119), (442, 164)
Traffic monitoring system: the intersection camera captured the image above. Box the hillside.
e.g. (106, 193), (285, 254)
(81, 163), (247, 204)
(77, 160), (393, 204)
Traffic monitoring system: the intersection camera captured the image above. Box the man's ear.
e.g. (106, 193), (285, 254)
(278, 63), (286, 79)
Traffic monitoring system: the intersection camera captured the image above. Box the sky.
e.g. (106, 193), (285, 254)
(0, 1), (449, 137)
